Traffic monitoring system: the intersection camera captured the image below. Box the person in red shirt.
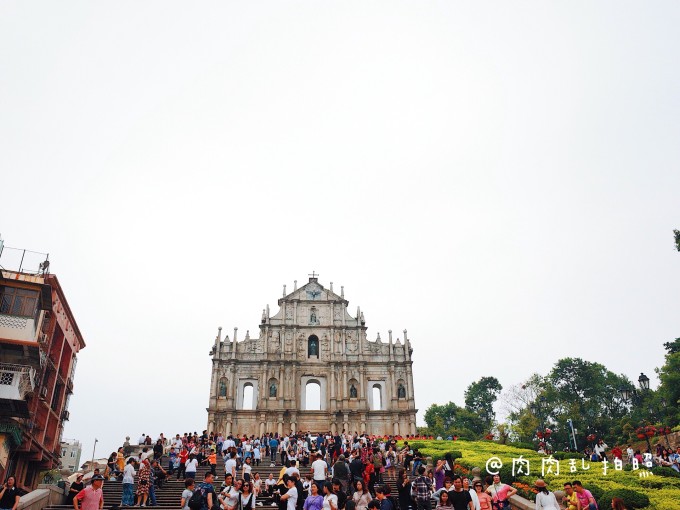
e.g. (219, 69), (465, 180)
(74, 475), (104, 510)
(177, 447), (189, 480)
(611, 445), (623, 461)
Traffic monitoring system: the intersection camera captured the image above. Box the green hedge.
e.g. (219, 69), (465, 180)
(507, 441), (535, 451)
(431, 450), (462, 462)
(650, 466), (680, 478)
(598, 489), (650, 509)
(587, 484), (605, 502)
(638, 479), (664, 490)
(552, 451), (583, 460)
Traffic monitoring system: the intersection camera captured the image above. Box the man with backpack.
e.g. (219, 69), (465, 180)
(189, 472), (216, 510)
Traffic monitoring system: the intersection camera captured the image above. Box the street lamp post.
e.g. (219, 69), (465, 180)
(91, 438), (98, 472)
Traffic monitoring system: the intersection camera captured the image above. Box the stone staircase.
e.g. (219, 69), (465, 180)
(43, 461), (404, 510)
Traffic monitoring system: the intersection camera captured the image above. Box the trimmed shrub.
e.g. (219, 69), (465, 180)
(484, 463), (517, 485)
(408, 442), (426, 450)
(598, 488), (650, 509)
(650, 466), (680, 478)
(508, 441), (535, 451)
(552, 451), (583, 460)
(431, 450), (462, 462)
(638, 479), (664, 490)
(587, 484), (605, 502)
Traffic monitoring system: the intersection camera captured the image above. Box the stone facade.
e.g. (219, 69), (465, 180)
(207, 277), (417, 436)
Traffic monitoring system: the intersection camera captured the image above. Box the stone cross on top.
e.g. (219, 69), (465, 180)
(308, 271), (319, 281)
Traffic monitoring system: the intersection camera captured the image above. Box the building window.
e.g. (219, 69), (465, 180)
(308, 335), (319, 358)
(0, 372), (14, 385)
(0, 287), (39, 317)
(52, 383), (63, 411)
(242, 383), (254, 410)
(372, 385), (382, 410)
(305, 381), (321, 410)
(70, 450), (76, 458)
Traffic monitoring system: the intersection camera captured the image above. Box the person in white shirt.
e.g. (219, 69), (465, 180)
(462, 478), (480, 510)
(285, 461), (300, 478)
(185, 454), (199, 479)
(180, 478), (194, 510)
(321, 482), (337, 510)
(594, 440), (608, 461)
(222, 479), (242, 510)
(138, 434), (147, 445)
(225, 451), (238, 479)
(242, 457), (253, 482)
(533, 480), (560, 509)
(280, 478), (298, 510)
(265, 474), (277, 497)
(121, 458), (137, 506)
(310, 453), (328, 488)
(224, 437), (236, 452)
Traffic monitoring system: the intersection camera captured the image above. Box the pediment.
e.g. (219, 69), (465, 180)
(282, 280), (345, 303)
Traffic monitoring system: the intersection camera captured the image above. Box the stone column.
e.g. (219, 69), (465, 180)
(406, 365), (415, 401)
(293, 327), (297, 358)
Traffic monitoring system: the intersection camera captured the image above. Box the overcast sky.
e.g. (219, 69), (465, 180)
(1, 1), (679, 463)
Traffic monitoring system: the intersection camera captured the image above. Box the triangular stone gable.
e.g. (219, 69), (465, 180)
(280, 279), (346, 303)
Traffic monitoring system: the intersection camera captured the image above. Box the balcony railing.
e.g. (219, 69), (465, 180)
(0, 362), (36, 400)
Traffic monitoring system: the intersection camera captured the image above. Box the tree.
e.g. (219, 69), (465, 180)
(464, 376), (503, 426)
(674, 229), (680, 252)
(500, 374), (544, 418)
(423, 401), (486, 438)
(663, 337), (680, 355)
(656, 338), (680, 427)
(544, 358), (630, 448)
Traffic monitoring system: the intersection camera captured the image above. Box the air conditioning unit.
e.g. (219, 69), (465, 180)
(40, 387), (48, 399)
(62, 410), (70, 421)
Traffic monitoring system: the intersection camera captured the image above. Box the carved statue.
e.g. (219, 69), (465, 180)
(219, 379), (227, 397)
(398, 384), (406, 399)
(269, 382), (277, 398)
(350, 384), (358, 398)
(310, 309), (317, 324)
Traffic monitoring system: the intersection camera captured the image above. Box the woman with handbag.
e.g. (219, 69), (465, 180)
(485, 475), (516, 510)
(239, 481), (255, 510)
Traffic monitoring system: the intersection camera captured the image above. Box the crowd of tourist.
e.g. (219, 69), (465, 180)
(4, 429), (677, 510)
(91, 430), (634, 510)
